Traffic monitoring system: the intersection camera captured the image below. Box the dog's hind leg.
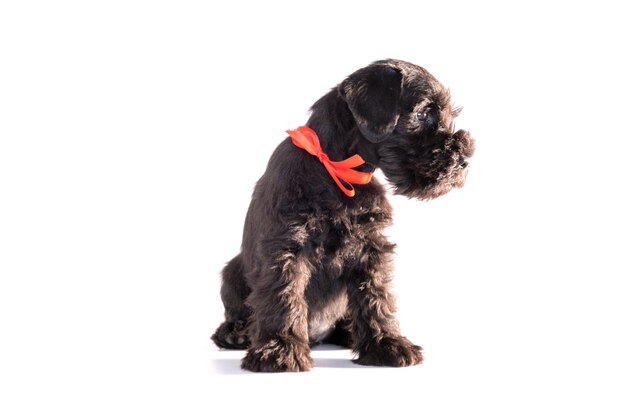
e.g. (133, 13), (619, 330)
(211, 254), (251, 349)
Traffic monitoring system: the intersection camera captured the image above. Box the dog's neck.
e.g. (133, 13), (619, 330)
(306, 88), (380, 169)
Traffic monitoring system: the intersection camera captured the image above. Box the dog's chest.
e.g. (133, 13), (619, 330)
(302, 204), (387, 271)
(303, 204), (388, 342)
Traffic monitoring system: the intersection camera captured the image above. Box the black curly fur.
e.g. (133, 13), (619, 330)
(211, 59), (475, 372)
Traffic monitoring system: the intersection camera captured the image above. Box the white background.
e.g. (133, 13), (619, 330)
(1, 1), (625, 416)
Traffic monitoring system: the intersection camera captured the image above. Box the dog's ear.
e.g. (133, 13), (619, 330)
(339, 65), (403, 143)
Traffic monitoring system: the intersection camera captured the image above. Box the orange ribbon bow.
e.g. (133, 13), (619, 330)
(286, 126), (373, 197)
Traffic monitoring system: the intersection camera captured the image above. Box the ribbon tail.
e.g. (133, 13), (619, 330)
(332, 154), (367, 169)
(323, 162), (356, 197)
(335, 168), (373, 185)
(330, 155), (372, 187)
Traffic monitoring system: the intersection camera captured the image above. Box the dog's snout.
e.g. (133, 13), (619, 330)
(453, 129), (475, 158)
(458, 156), (468, 169)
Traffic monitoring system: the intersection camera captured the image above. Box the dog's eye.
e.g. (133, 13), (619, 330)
(416, 107), (438, 129)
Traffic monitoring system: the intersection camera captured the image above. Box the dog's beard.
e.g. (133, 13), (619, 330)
(377, 129), (475, 200)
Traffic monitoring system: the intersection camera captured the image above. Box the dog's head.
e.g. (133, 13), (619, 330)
(339, 59), (475, 200)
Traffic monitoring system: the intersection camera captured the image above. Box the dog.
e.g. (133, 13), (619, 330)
(212, 59), (475, 372)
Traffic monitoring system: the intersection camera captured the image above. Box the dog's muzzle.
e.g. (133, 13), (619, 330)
(453, 129), (475, 163)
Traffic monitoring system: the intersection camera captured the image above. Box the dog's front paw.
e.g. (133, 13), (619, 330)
(242, 338), (313, 372)
(354, 336), (423, 367)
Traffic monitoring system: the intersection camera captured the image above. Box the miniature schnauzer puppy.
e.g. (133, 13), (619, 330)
(212, 59), (475, 372)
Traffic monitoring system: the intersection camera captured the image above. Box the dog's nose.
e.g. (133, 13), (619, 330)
(458, 156), (468, 168)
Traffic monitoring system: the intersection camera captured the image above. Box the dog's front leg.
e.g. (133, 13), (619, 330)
(241, 251), (313, 372)
(347, 241), (423, 367)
